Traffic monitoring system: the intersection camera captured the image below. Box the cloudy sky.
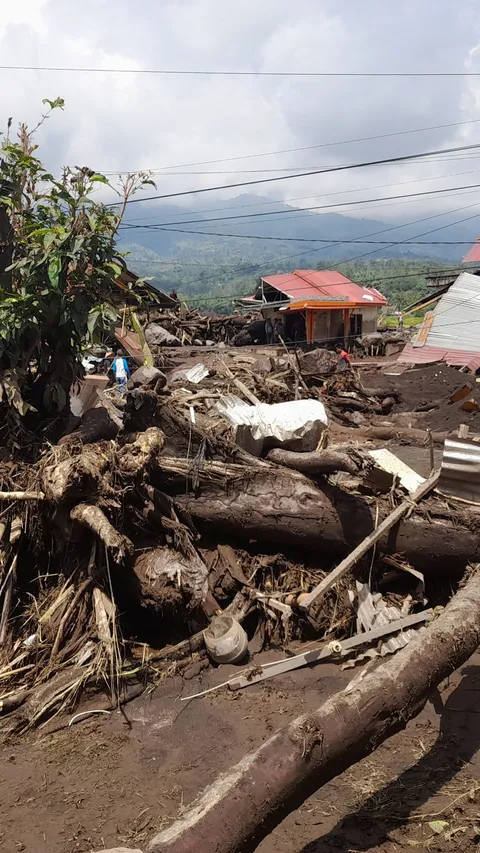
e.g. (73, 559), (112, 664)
(1, 0), (480, 227)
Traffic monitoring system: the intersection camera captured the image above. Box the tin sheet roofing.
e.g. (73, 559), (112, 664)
(414, 272), (480, 356)
(398, 342), (480, 372)
(261, 270), (387, 307)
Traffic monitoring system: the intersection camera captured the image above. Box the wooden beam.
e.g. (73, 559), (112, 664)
(299, 469), (441, 612)
(220, 359), (261, 405)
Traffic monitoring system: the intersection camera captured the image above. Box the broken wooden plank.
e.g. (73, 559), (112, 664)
(220, 359), (261, 406)
(227, 610), (433, 691)
(299, 469), (441, 612)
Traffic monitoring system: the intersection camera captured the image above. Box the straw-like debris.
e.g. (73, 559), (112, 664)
(0, 344), (474, 733)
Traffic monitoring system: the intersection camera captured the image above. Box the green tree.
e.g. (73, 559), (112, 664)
(0, 99), (154, 436)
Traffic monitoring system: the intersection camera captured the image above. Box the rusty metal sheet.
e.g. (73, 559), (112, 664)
(114, 327), (144, 365)
(398, 343), (480, 372)
(438, 438), (480, 504)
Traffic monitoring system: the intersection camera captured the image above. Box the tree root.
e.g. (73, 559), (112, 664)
(70, 504), (133, 562)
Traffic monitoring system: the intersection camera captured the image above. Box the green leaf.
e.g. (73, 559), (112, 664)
(105, 262), (123, 277)
(72, 236), (85, 255)
(43, 232), (56, 250)
(42, 97), (65, 111)
(141, 178), (157, 188)
(48, 257), (61, 287)
(90, 174), (109, 184)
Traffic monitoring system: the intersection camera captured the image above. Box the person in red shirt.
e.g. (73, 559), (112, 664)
(335, 344), (351, 372)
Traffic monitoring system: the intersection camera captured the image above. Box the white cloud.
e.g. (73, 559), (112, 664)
(0, 0), (480, 226)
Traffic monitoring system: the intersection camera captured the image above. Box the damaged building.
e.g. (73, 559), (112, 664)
(237, 269), (387, 344)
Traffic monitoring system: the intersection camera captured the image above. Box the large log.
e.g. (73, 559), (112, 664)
(148, 569), (480, 853)
(266, 446), (371, 476)
(175, 466), (479, 573)
(331, 423), (449, 445)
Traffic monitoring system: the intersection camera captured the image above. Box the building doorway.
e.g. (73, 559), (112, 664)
(350, 313), (362, 337)
(285, 311), (306, 344)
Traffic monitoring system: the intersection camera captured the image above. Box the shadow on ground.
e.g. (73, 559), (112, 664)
(300, 666), (480, 852)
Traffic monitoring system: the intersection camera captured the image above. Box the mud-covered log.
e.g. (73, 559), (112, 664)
(148, 569), (480, 853)
(43, 447), (110, 502)
(70, 503), (133, 562)
(117, 427), (165, 478)
(266, 447), (371, 476)
(175, 466), (478, 573)
(59, 407), (120, 446)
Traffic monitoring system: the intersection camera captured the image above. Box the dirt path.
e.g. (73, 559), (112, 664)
(1, 651), (480, 853)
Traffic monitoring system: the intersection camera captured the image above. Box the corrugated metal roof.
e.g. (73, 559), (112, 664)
(398, 342), (480, 372)
(415, 272), (480, 355)
(438, 438), (480, 504)
(462, 239), (480, 263)
(260, 270), (387, 307)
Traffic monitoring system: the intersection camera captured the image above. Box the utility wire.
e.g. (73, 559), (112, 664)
(4, 65), (480, 77)
(124, 166), (480, 223)
(115, 116), (480, 170)
(119, 181), (480, 228)
(119, 226), (478, 245)
(179, 265), (472, 306)
(112, 142), (480, 205)
(161, 201), (480, 294)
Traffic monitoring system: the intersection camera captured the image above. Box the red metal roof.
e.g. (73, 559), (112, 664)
(261, 270), (387, 306)
(398, 342), (480, 372)
(462, 239), (480, 263)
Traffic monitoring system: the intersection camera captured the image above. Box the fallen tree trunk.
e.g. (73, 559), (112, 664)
(330, 423), (449, 445)
(148, 568), (480, 853)
(266, 446), (371, 476)
(174, 466), (479, 573)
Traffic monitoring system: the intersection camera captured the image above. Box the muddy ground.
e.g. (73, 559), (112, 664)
(1, 652), (479, 853)
(1, 351), (479, 853)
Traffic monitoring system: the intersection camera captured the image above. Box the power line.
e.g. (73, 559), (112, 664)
(332, 210), (480, 268)
(124, 166), (480, 224)
(99, 118), (480, 173)
(114, 143), (480, 206)
(191, 187), (480, 232)
(119, 225), (478, 245)
(119, 181), (480, 228)
(177, 264), (472, 305)
(4, 64), (480, 77)
(163, 201), (480, 293)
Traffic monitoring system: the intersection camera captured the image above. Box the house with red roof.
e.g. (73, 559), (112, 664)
(237, 269), (387, 344)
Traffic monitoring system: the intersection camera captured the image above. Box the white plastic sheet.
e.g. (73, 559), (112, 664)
(215, 396), (328, 453)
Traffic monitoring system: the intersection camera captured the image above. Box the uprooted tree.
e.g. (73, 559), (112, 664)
(0, 98), (154, 441)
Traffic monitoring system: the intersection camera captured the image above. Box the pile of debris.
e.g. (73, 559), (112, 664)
(143, 307), (254, 349)
(0, 345), (478, 736)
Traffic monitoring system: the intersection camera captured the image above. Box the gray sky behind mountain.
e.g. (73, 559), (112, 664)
(1, 0), (480, 225)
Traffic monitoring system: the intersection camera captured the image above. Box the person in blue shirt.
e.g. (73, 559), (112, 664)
(111, 348), (130, 392)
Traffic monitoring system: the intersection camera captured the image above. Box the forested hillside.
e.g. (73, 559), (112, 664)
(122, 240), (459, 313)
(119, 193), (476, 312)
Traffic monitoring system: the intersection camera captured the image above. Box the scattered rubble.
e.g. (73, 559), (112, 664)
(143, 307), (254, 349)
(0, 345), (479, 732)
(1, 329), (480, 850)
